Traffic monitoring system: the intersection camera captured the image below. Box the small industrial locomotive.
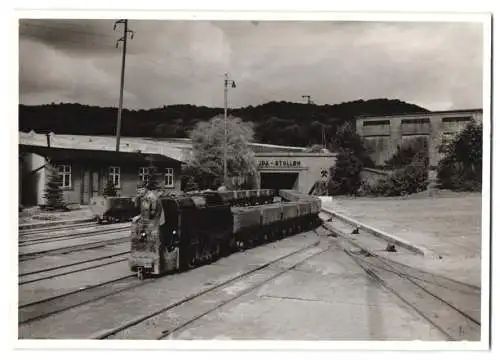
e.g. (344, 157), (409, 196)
(128, 189), (322, 280)
(89, 196), (139, 224)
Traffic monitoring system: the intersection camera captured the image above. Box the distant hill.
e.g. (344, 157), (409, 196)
(19, 99), (428, 147)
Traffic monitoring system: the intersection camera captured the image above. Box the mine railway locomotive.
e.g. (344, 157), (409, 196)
(129, 189), (322, 280)
(89, 196), (139, 224)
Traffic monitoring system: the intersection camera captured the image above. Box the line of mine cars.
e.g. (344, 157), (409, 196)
(90, 189), (322, 280)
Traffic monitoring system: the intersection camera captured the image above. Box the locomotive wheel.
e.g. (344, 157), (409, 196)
(213, 242), (221, 260)
(248, 236), (255, 247)
(180, 247), (196, 270)
(187, 250), (197, 269)
(237, 239), (244, 250)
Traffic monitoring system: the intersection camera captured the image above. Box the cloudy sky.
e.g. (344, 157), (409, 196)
(19, 19), (485, 111)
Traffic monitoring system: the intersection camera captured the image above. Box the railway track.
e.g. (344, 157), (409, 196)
(19, 236), (130, 261)
(19, 223), (130, 245)
(95, 240), (326, 339)
(18, 235), (324, 339)
(19, 221), (98, 237)
(19, 251), (130, 285)
(320, 210), (481, 341)
(18, 211), (481, 340)
(19, 274), (145, 324)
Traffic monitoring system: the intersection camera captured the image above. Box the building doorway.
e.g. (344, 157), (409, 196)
(82, 168), (101, 204)
(260, 172), (299, 192)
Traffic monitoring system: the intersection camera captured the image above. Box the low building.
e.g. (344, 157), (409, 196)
(256, 152), (335, 193)
(19, 131), (337, 206)
(355, 108), (483, 168)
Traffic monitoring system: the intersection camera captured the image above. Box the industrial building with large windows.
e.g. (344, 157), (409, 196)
(356, 108), (482, 168)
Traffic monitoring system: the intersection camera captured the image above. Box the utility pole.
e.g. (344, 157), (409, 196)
(114, 19), (134, 152)
(322, 126), (326, 149)
(303, 94), (324, 147)
(223, 73), (236, 187)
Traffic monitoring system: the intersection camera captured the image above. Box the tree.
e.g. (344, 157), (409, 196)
(328, 149), (363, 195)
(187, 115), (258, 189)
(437, 122), (482, 191)
(329, 122), (373, 167)
(20, 99), (428, 145)
(42, 163), (67, 210)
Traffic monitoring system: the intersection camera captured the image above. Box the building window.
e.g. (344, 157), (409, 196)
(164, 168), (174, 187)
(363, 120), (390, 126)
(441, 116), (473, 134)
(109, 166), (120, 188)
(56, 165), (71, 189)
(442, 116), (472, 123)
(401, 118), (430, 125)
(139, 167), (150, 184)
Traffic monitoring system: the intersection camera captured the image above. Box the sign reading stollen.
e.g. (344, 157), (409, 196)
(258, 159), (302, 168)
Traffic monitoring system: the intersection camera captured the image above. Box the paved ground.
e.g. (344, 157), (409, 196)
(167, 230), (448, 341)
(321, 192), (483, 287)
(20, 230), (455, 341)
(17, 192), (483, 341)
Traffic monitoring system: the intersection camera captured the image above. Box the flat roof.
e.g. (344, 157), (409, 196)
(357, 108), (482, 120)
(20, 145), (180, 164)
(19, 131), (309, 163)
(19, 132), (189, 162)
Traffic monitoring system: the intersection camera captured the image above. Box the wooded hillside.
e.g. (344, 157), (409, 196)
(19, 99), (428, 147)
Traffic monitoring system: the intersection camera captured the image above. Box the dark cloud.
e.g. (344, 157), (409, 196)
(19, 19), (484, 111)
(19, 19), (117, 53)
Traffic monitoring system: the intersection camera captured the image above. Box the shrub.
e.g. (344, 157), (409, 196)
(103, 178), (117, 197)
(364, 144), (429, 196)
(309, 180), (329, 195)
(437, 122), (482, 191)
(328, 149), (363, 195)
(385, 137), (428, 169)
(143, 165), (161, 190)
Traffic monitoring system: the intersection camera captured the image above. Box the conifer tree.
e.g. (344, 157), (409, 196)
(43, 163), (67, 210)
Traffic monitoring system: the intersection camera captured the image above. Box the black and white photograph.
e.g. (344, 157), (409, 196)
(13, 7), (491, 350)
